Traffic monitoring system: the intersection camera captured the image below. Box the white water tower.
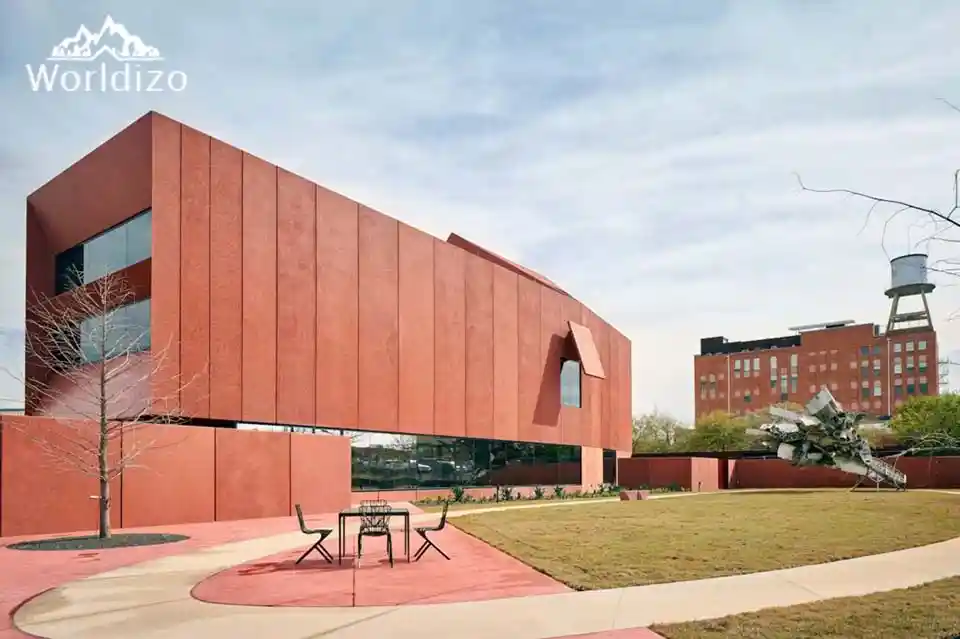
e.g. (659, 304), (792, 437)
(885, 253), (935, 333)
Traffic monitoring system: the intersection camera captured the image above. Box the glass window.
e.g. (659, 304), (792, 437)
(560, 359), (581, 408)
(54, 245), (84, 294)
(919, 383), (929, 394)
(789, 353), (798, 368)
(893, 343), (902, 353)
(734, 360), (741, 370)
(54, 209), (152, 294)
(906, 341), (915, 352)
(873, 381), (882, 397)
(872, 345), (881, 355)
(125, 209), (152, 265)
(860, 346), (869, 356)
(918, 340), (927, 351)
(78, 299), (151, 364)
(769, 356), (777, 377)
(284, 429), (586, 491)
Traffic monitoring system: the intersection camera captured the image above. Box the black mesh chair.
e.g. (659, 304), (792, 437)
(357, 502), (394, 567)
(294, 503), (334, 564)
(414, 500), (451, 561)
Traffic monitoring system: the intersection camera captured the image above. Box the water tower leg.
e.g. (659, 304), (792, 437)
(920, 292), (934, 330)
(886, 295), (900, 333)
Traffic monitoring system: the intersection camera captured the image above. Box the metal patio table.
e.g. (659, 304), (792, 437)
(338, 506), (410, 563)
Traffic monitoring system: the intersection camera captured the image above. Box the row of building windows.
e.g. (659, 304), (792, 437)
(724, 341), (930, 379)
(54, 209), (152, 294)
(236, 425), (615, 490)
(701, 374), (932, 402)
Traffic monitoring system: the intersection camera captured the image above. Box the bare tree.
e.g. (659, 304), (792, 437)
(2, 270), (194, 539)
(796, 99), (960, 288)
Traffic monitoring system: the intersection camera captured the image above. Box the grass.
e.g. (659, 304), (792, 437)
(653, 575), (960, 639)
(452, 491), (960, 590)
(419, 496), (619, 512)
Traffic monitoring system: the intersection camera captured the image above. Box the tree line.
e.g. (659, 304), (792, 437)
(633, 395), (960, 454)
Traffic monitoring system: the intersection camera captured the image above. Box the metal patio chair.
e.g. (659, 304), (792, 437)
(357, 502), (394, 567)
(294, 503), (334, 564)
(414, 500), (451, 561)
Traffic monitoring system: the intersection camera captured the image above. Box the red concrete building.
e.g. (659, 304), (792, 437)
(3, 111), (633, 535)
(694, 321), (938, 419)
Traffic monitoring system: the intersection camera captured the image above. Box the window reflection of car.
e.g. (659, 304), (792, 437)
(409, 459), (432, 473)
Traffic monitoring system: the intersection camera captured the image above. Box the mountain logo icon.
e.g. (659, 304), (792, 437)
(48, 15), (162, 62)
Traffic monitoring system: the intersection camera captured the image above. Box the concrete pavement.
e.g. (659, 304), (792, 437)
(14, 491), (960, 639)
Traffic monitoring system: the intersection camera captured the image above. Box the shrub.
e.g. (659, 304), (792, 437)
(533, 485), (545, 500)
(450, 486), (466, 503)
(498, 486), (515, 501)
(553, 485), (565, 499)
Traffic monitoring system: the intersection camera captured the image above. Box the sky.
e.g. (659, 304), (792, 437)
(2, 1), (960, 421)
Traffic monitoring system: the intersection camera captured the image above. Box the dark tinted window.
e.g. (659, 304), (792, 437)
(236, 426), (584, 491)
(54, 209), (152, 294)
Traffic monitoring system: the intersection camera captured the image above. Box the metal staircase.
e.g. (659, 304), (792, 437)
(857, 444), (907, 490)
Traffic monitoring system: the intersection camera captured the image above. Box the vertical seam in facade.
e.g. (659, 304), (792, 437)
(463, 254), (467, 440)
(275, 167), (279, 425)
(239, 153), (244, 422)
(312, 187), (318, 428)
(177, 125), (183, 412)
(396, 221), (400, 433)
(207, 135), (212, 418)
(356, 204), (360, 430)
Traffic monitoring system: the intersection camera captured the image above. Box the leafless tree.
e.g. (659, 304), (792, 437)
(796, 99), (960, 294)
(2, 270), (196, 539)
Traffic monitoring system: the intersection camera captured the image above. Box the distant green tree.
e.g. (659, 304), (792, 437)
(632, 412), (690, 453)
(685, 410), (751, 452)
(889, 394), (960, 447)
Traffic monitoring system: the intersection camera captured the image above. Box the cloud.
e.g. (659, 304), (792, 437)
(2, 1), (960, 420)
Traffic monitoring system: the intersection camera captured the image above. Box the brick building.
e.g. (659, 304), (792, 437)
(694, 321), (937, 419)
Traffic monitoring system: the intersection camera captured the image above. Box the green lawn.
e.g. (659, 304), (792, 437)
(452, 491), (960, 590)
(418, 496), (619, 512)
(654, 576), (960, 639)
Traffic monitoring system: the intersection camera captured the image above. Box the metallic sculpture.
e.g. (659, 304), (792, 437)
(751, 389), (907, 490)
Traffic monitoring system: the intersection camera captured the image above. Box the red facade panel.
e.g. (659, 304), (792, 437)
(240, 154), (278, 424)
(276, 169), (317, 426)
(598, 321), (613, 450)
(559, 299), (582, 446)
(583, 307), (603, 448)
(607, 328), (621, 451)
(0, 417), (121, 536)
(316, 187), (359, 429)
(465, 255), (495, 439)
(150, 115), (182, 415)
(619, 332), (633, 452)
(121, 424), (215, 527)
(517, 276), (542, 442)
(357, 206), (400, 432)
(28, 113), (152, 255)
(536, 287), (564, 440)
(289, 433), (352, 515)
(214, 428), (290, 520)
(208, 139), (244, 420)
(433, 240), (467, 437)
(398, 223), (435, 435)
(179, 127), (211, 418)
(492, 267), (520, 442)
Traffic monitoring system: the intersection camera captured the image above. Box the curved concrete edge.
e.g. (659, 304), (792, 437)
(14, 490), (960, 639)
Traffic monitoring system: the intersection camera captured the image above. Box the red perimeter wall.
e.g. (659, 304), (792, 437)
(0, 416), (351, 537)
(617, 456), (960, 491)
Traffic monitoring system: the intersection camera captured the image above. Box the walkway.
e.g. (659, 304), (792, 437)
(13, 491), (960, 639)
